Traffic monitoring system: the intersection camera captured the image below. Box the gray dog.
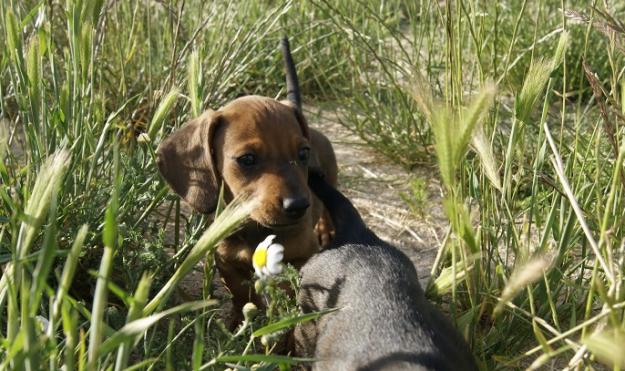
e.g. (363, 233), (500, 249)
(294, 173), (478, 371)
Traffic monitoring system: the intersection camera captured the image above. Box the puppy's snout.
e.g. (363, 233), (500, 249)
(282, 196), (310, 219)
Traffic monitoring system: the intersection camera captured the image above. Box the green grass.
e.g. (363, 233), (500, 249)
(1, 0), (625, 369)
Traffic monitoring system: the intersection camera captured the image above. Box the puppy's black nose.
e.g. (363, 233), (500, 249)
(282, 197), (310, 218)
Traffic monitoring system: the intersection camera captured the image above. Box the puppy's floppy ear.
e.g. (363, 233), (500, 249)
(280, 100), (309, 138)
(156, 110), (222, 214)
(281, 101), (322, 172)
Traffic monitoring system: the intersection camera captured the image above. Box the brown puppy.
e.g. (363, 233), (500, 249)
(156, 38), (337, 319)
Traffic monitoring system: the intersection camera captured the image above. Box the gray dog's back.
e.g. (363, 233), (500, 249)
(295, 174), (477, 371)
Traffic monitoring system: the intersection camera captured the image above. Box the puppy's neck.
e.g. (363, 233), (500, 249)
(223, 220), (319, 265)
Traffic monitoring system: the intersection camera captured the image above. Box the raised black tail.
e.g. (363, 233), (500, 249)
(281, 36), (302, 111)
(308, 173), (377, 247)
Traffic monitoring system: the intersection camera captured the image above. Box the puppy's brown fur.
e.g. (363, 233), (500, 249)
(157, 94), (337, 317)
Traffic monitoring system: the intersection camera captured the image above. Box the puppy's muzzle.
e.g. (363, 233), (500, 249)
(282, 196), (310, 219)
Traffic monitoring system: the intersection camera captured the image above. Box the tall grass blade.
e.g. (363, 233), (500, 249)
(427, 255), (477, 297)
(252, 308), (338, 337)
(583, 328), (625, 368)
(61, 301), (78, 371)
(51, 225), (89, 332)
(515, 59), (553, 124)
(471, 123), (502, 191)
(148, 89), (180, 141)
(412, 80), (496, 191)
(551, 31), (570, 69)
(210, 354), (313, 367)
(87, 143), (120, 370)
(5, 9), (22, 64)
(100, 300), (216, 356)
(494, 252), (555, 316)
(144, 196), (255, 314)
(192, 320), (204, 371)
(0, 119), (7, 158)
(114, 273), (154, 371)
(188, 50), (202, 118)
(544, 122), (615, 283)
(457, 82), (497, 165)
(26, 37), (42, 122)
(29, 189), (58, 313)
(0, 149), (70, 307)
(409, 73), (435, 121)
(18, 149), (70, 257)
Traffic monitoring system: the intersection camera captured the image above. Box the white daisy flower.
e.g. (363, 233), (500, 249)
(36, 315), (50, 333)
(252, 234), (284, 278)
(137, 133), (151, 144)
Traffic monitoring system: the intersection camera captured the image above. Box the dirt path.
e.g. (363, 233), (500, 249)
(306, 105), (447, 285)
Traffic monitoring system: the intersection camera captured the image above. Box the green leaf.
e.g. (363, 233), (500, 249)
(213, 354), (314, 365)
(102, 173), (119, 250)
(99, 300), (216, 356)
(52, 225), (88, 322)
(253, 308), (338, 337)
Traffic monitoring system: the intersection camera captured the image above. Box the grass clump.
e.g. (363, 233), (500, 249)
(0, 0), (348, 368)
(317, 1), (625, 369)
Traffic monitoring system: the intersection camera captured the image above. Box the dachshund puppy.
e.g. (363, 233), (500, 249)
(295, 173), (477, 371)
(156, 38), (337, 320)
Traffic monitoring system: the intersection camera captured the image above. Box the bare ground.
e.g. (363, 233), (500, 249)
(305, 105), (446, 286)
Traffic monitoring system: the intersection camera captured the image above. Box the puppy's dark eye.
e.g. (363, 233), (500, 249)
(236, 154), (257, 167)
(298, 147), (310, 165)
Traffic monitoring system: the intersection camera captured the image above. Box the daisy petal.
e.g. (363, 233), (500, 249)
(257, 234), (276, 250)
(266, 243), (284, 275)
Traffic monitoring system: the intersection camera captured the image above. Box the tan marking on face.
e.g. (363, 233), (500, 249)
(213, 96), (312, 227)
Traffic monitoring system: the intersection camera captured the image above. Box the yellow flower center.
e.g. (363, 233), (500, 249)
(253, 247), (267, 268)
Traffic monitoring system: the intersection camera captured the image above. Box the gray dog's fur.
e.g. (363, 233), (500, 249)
(294, 173), (478, 371)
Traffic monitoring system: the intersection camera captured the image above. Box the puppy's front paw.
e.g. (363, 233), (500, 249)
(314, 209), (335, 248)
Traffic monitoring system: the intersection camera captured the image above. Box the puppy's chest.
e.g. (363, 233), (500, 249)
(219, 233), (318, 268)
